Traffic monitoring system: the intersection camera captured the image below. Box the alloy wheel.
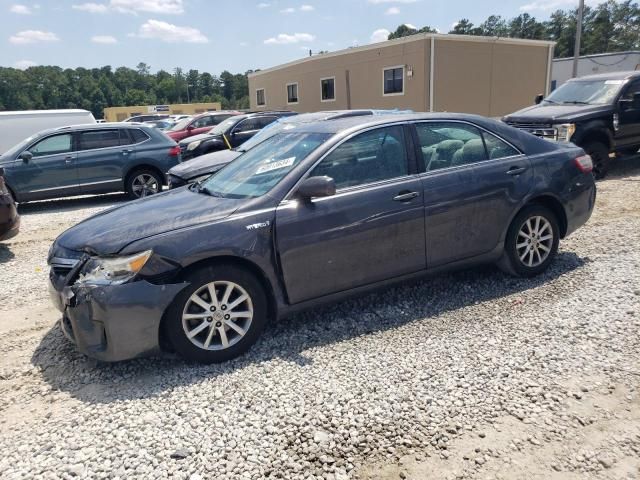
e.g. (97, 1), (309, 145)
(181, 281), (254, 351)
(516, 215), (554, 268)
(132, 174), (159, 198)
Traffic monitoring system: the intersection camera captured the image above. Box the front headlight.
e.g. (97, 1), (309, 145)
(187, 140), (202, 151)
(76, 250), (152, 286)
(556, 123), (576, 142)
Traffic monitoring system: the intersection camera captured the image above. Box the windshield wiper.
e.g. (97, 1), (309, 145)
(543, 99), (559, 104)
(194, 181), (223, 198)
(562, 100), (590, 105)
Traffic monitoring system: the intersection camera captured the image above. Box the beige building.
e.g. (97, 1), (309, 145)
(248, 34), (555, 117)
(103, 102), (222, 122)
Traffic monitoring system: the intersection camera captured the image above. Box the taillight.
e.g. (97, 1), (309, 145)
(168, 146), (181, 157)
(574, 154), (593, 173)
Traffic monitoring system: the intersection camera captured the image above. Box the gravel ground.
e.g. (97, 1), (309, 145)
(0, 160), (639, 480)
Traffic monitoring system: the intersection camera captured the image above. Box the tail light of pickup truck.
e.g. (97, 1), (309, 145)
(574, 154), (593, 174)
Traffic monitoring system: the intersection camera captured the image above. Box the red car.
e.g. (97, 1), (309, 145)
(165, 111), (241, 142)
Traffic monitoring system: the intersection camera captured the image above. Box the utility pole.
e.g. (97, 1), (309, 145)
(572, 0), (584, 78)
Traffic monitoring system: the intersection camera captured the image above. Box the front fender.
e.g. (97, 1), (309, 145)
(119, 207), (287, 315)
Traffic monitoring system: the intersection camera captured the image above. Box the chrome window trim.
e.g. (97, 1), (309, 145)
(283, 121), (413, 202)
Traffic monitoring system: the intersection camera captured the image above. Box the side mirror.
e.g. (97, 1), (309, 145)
(187, 125), (194, 131)
(297, 176), (336, 200)
(534, 94), (544, 105)
(20, 151), (33, 163)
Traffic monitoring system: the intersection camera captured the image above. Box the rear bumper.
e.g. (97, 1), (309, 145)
(49, 277), (188, 362)
(564, 174), (596, 237)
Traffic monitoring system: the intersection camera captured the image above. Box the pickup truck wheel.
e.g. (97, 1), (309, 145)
(498, 205), (559, 278)
(165, 264), (268, 363)
(584, 142), (610, 180)
(126, 169), (162, 199)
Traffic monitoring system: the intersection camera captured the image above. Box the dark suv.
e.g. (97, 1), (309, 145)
(0, 124), (181, 202)
(179, 111), (296, 161)
(503, 71), (640, 178)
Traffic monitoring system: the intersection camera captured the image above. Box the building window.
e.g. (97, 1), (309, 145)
(287, 83), (299, 104)
(256, 89), (266, 106)
(321, 77), (335, 102)
(383, 66), (404, 96)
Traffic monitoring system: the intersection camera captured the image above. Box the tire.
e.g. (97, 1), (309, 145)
(164, 264), (268, 363)
(583, 141), (610, 180)
(125, 168), (163, 199)
(498, 205), (560, 278)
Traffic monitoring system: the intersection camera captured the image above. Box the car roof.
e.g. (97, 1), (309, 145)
(287, 112), (491, 134)
(569, 71), (640, 82)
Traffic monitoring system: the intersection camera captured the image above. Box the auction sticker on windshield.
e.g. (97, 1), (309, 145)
(605, 80), (624, 85)
(256, 157), (295, 174)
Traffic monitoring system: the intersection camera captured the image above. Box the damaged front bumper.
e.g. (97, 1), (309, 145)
(49, 277), (187, 362)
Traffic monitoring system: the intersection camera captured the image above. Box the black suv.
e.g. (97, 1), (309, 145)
(503, 71), (640, 178)
(179, 111), (296, 160)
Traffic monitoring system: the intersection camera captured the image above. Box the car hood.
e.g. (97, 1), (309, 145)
(55, 187), (243, 255)
(169, 149), (242, 179)
(178, 133), (217, 146)
(503, 103), (613, 123)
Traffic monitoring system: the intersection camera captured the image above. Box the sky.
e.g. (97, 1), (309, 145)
(0, 0), (594, 74)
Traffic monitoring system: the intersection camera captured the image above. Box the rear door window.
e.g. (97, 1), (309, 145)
(30, 134), (73, 157)
(482, 133), (520, 159)
(78, 130), (121, 151)
(414, 122), (487, 172)
(129, 129), (150, 144)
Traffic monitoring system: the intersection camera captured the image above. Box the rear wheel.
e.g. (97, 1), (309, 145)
(583, 141), (610, 180)
(126, 169), (163, 199)
(498, 205), (560, 277)
(164, 264), (268, 363)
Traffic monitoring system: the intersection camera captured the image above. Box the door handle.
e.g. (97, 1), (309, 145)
(506, 166), (527, 176)
(64, 155), (73, 164)
(121, 150), (132, 155)
(393, 191), (419, 202)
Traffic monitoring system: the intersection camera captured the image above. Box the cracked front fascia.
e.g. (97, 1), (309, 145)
(63, 280), (188, 361)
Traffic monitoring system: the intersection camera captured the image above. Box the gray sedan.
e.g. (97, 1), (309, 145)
(48, 113), (595, 363)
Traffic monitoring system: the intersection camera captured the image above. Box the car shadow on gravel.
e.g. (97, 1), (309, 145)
(31, 251), (586, 405)
(17, 193), (129, 215)
(0, 243), (15, 263)
(606, 153), (640, 179)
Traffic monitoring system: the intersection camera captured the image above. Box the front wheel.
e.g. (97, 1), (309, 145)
(498, 205), (560, 277)
(164, 264), (268, 363)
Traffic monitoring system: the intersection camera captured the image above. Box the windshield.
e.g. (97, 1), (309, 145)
(209, 117), (242, 135)
(168, 117), (192, 131)
(545, 79), (624, 105)
(200, 132), (330, 199)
